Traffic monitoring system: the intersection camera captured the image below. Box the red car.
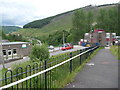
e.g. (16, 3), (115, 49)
(61, 43), (73, 50)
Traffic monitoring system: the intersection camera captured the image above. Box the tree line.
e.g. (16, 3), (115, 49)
(1, 7), (119, 46)
(71, 7), (119, 43)
(31, 7), (119, 46)
(1, 31), (27, 42)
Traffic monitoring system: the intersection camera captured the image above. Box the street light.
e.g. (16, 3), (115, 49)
(0, 15), (5, 69)
(0, 26), (5, 69)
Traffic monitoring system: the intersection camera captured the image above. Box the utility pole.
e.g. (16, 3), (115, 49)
(63, 31), (65, 44)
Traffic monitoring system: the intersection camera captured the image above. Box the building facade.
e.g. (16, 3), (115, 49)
(84, 29), (116, 46)
(2, 42), (32, 62)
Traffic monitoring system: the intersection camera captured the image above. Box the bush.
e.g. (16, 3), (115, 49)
(30, 44), (50, 61)
(110, 45), (118, 59)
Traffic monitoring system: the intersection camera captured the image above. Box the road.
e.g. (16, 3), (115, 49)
(50, 45), (86, 56)
(0, 45), (86, 70)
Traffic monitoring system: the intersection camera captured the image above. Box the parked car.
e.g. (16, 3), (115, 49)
(48, 45), (54, 50)
(61, 43), (73, 50)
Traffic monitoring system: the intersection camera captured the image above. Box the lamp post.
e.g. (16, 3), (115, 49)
(0, 26), (5, 69)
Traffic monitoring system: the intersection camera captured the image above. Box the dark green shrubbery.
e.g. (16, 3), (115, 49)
(30, 44), (50, 62)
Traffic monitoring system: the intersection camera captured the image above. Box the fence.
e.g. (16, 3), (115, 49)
(0, 46), (98, 89)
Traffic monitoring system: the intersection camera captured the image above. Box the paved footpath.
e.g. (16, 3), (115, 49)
(66, 48), (118, 88)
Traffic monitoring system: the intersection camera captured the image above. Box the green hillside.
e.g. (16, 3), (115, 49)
(14, 3), (118, 38)
(2, 26), (21, 34)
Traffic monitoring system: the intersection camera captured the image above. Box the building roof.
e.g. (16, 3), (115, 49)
(94, 29), (105, 32)
(2, 40), (9, 43)
(2, 42), (28, 45)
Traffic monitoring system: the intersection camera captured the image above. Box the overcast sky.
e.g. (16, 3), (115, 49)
(0, 0), (119, 27)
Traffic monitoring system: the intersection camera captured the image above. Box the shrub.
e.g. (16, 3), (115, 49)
(30, 44), (49, 61)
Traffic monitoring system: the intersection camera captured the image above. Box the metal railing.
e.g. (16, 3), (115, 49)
(0, 46), (98, 89)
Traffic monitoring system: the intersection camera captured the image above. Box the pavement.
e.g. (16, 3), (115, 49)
(66, 48), (118, 88)
(0, 56), (30, 70)
(0, 45), (86, 70)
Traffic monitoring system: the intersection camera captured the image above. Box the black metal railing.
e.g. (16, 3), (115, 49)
(0, 46), (98, 89)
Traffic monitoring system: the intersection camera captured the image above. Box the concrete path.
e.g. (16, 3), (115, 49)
(66, 48), (118, 88)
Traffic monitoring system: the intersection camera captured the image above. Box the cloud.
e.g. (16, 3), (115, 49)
(0, 0), (41, 26)
(0, 0), (119, 26)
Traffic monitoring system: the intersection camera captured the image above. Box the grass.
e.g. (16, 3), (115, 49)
(0, 68), (8, 87)
(110, 45), (119, 60)
(0, 47), (102, 88)
(61, 47), (102, 88)
(14, 14), (72, 38)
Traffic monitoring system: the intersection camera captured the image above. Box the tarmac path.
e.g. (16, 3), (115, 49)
(66, 48), (118, 88)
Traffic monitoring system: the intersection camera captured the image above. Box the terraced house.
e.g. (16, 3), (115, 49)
(84, 29), (116, 46)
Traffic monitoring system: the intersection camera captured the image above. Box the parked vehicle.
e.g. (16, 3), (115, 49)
(48, 45), (54, 50)
(61, 43), (73, 50)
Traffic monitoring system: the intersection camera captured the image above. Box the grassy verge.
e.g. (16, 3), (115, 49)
(110, 45), (119, 59)
(61, 47), (103, 88)
(0, 68), (8, 87)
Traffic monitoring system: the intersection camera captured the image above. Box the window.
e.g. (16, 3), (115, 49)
(106, 33), (110, 38)
(112, 33), (116, 38)
(98, 33), (101, 38)
(8, 49), (11, 55)
(3, 50), (6, 55)
(13, 49), (17, 54)
(99, 40), (101, 42)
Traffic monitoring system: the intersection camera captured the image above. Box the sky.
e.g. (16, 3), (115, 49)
(0, 0), (119, 27)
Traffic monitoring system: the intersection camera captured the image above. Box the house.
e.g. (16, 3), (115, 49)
(84, 29), (116, 46)
(2, 42), (32, 62)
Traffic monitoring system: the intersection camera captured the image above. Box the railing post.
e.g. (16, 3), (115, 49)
(44, 60), (47, 89)
(85, 48), (88, 59)
(5, 70), (13, 89)
(79, 50), (82, 65)
(70, 52), (72, 73)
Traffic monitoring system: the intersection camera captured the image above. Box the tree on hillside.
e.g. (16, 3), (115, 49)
(72, 10), (86, 43)
(86, 11), (94, 32)
(1, 31), (7, 39)
(118, 5), (120, 35)
(96, 9), (108, 30)
(96, 8), (119, 35)
(47, 30), (69, 45)
(108, 8), (118, 33)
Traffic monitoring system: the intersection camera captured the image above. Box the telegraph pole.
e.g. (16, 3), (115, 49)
(63, 31), (65, 44)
